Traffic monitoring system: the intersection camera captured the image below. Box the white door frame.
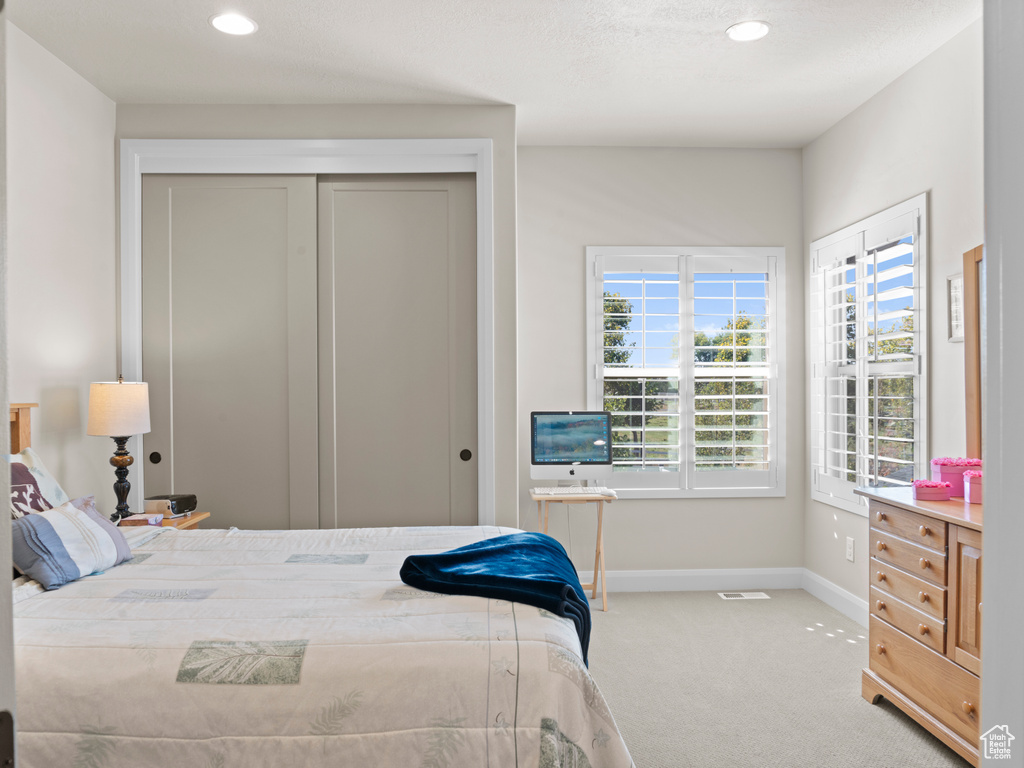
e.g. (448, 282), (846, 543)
(119, 138), (496, 526)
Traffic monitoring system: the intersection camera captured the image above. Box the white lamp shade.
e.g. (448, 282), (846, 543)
(87, 381), (151, 437)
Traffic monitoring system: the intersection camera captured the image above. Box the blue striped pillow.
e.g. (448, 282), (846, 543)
(12, 499), (132, 589)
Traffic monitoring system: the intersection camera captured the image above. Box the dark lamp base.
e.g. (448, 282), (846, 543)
(108, 436), (136, 522)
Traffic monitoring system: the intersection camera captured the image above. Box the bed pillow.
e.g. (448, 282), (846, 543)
(11, 498), (132, 589)
(4, 447), (71, 519)
(67, 495), (134, 565)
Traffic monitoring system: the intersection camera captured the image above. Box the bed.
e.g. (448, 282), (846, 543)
(8, 405), (634, 767)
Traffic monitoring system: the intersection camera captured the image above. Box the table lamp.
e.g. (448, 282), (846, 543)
(87, 376), (151, 521)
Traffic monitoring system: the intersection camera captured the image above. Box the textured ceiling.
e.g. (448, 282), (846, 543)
(8, 0), (981, 147)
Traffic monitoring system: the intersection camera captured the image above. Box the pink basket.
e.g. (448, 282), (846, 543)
(965, 476), (983, 505)
(914, 485), (951, 501)
(930, 466), (971, 497)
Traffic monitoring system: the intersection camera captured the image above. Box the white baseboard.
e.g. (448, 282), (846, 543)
(580, 567), (868, 628)
(579, 567), (804, 593)
(798, 569), (869, 628)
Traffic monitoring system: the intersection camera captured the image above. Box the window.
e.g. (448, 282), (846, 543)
(809, 194), (928, 515)
(586, 247), (785, 499)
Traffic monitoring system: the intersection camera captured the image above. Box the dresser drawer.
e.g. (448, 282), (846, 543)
(869, 616), (979, 744)
(872, 556), (946, 620)
(870, 587), (945, 654)
(872, 530), (946, 585)
(871, 501), (947, 551)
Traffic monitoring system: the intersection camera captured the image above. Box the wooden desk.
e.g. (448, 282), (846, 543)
(161, 511), (210, 530)
(529, 490), (614, 611)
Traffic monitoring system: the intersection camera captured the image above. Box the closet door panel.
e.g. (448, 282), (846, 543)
(142, 175), (318, 529)
(317, 174), (477, 528)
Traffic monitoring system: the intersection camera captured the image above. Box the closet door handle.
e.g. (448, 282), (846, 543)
(459, 449), (472, 462)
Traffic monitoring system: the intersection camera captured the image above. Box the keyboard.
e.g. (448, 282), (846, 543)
(532, 486), (616, 497)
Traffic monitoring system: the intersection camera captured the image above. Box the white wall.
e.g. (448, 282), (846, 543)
(6, 22), (118, 511)
(801, 20), (984, 598)
(517, 147), (805, 573)
(982, 0), (1024, 749)
(0, 9), (16, 733)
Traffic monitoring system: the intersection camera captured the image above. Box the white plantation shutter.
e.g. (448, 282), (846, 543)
(586, 247), (784, 498)
(810, 195), (928, 515)
(598, 256), (679, 489)
(689, 255), (777, 490)
(594, 253), (684, 491)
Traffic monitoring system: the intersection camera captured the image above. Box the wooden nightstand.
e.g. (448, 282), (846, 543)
(160, 512), (210, 530)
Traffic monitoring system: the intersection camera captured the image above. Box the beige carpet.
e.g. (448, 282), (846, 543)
(587, 590), (972, 768)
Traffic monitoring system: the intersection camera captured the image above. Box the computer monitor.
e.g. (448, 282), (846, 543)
(530, 411), (612, 484)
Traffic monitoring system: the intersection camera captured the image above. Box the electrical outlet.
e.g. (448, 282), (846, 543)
(846, 536), (855, 562)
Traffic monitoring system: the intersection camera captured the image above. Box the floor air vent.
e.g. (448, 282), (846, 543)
(717, 592), (770, 600)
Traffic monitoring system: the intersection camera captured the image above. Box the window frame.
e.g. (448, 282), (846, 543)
(809, 194), (929, 516)
(586, 246), (787, 500)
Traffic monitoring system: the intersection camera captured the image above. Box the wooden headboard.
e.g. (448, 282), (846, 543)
(9, 403), (38, 453)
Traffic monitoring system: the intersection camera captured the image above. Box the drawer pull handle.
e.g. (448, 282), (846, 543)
(876, 511), (886, 522)
(919, 624), (930, 636)
(919, 591), (929, 603)
(919, 558), (931, 570)
(877, 541), (887, 552)
(962, 701), (975, 717)
(876, 644), (886, 655)
(876, 600), (886, 611)
(919, 525), (930, 537)
(877, 572), (887, 582)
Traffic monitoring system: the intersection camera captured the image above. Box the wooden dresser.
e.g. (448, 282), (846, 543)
(856, 487), (982, 765)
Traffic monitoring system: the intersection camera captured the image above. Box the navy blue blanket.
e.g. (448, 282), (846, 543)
(400, 532), (591, 665)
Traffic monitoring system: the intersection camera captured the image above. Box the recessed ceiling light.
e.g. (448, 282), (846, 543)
(726, 20), (770, 42)
(210, 13), (258, 36)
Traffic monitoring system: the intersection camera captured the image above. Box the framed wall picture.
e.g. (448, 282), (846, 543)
(947, 273), (964, 342)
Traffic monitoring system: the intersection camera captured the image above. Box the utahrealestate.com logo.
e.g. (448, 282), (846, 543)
(981, 725), (1015, 760)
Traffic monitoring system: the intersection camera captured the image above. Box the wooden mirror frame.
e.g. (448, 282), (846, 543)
(963, 245), (983, 458)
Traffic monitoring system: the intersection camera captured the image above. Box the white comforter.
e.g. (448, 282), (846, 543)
(13, 525), (634, 767)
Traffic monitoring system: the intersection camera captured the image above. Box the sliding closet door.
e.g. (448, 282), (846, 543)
(318, 174), (477, 528)
(142, 175), (318, 530)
